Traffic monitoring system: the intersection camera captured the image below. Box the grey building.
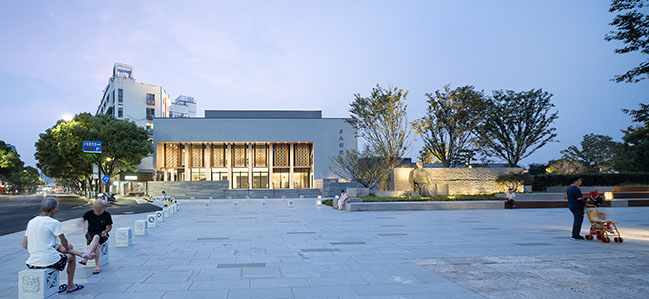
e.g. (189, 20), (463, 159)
(153, 110), (357, 190)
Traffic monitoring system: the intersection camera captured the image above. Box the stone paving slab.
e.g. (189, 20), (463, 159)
(1, 198), (648, 298)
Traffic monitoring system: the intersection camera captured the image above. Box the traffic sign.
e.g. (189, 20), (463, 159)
(83, 141), (102, 153)
(102, 176), (110, 183)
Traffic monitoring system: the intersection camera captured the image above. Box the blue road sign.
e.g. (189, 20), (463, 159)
(102, 176), (110, 183)
(83, 141), (102, 153)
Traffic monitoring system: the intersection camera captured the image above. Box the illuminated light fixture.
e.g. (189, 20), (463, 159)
(125, 175), (138, 181)
(106, 157), (112, 162)
(604, 192), (613, 201)
(317, 200), (322, 205)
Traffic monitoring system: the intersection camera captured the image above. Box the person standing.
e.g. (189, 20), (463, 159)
(337, 190), (348, 210)
(79, 199), (112, 274)
(505, 188), (516, 209)
(567, 177), (585, 240)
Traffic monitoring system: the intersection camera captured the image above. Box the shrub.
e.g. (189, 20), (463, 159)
(496, 172), (532, 191)
(531, 172), (649, 191)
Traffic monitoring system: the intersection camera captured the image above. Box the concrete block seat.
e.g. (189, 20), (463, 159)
(18, 268), (58, 299)
(347, 200), (504, 211)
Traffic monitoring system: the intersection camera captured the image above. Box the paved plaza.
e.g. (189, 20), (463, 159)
(1, 198), (648, 298)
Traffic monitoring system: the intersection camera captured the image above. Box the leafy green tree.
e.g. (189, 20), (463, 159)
(9, 166), (42, 193)
(348, 84), (414, 172)
(413, 85), (487, 167)
(560, 134), (621, 171)
(35, 113), (153, 193)
(476, 89), (559, 167)
(546, 159), (587, 174)
(495, 172), (531, 191)
(605, 0), (649, 83)
(329, 147), (389, 190)
(0, 140), (24, 181)
(528, 163), (548, 175)
(615, 103), (649, 171)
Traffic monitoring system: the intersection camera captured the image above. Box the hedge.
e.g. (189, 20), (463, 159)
(532, 172), (649, 191)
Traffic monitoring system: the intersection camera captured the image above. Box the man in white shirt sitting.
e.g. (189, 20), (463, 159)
(337, 190), (348, 210)
(22, 198), (92, 294)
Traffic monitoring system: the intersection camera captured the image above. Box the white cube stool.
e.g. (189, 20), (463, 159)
(86, 240), (109, 268)
(288, 200), (294, 208)
(169, 205), (175, 216)
(147, 214), (157, 228)
(163, 207), (170, 218)
(176, 202), (181, 211)
(19, 268), (58, 299)
(135, 220), (147, 236)
(115, 228), (133, 247)
(155, 211), (164, 223)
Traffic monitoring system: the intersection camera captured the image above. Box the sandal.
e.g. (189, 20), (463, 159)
(66, 284), (84, 293)
(92, 268), (101, 274)
(79, 259), (87, 266)
(58, 284), (67, 293)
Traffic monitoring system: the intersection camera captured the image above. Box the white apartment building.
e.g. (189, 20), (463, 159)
(95, 63), (172, 195)
(169, 95), (197, 118)
(96, 63), (171, 137)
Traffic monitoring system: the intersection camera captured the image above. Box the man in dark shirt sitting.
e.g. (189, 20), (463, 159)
(566, 176), (585, 240)
(78, 198), (112, 274)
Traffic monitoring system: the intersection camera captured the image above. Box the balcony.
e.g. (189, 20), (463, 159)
(146, 114), (154, 121)
(146, 99), (155, 105)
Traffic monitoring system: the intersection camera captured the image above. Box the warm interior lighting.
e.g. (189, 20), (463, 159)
(604, 192), (613, 200)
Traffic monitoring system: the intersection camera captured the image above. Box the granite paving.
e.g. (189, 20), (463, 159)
(1, 198), (648, 298)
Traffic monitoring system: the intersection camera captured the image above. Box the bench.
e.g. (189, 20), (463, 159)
(18, 268), (58, 299)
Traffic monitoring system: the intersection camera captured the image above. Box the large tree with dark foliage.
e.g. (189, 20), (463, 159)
(413, 85), (487, 167)
(606, 0), (649, 83)
(615, 103), (649, 171)
(476, 89), (559, 167)
(561, 134), (622, 171)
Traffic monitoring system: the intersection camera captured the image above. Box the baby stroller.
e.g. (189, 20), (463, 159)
(584, 204), (623, 243)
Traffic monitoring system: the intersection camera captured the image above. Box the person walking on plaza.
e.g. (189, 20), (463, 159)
(567, 176), (585, 240)
(23, 198), (90, 293)
(78, 199), (112, 274)
(505, 188), (516, 209)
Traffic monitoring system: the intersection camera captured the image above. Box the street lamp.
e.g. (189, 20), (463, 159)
(62, 114), (73, 122)
(106, 157), (112, 162)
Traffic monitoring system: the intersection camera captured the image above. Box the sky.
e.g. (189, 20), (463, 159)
(0, 0), (647, 169)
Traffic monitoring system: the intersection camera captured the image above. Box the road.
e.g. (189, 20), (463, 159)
(0, 193), (161, 236)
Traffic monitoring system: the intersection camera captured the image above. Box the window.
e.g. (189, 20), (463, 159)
(118, 104), (123, 118)
(272, 169), (289, 189)
(295, 144), (312, 167)
(254, 144), (267, 167)
(191, 169), (206, 181)
(293, 168), (310, 188)
(232, 145), (247, 167)
(146, 93), (155, 105)
(212, 145), (226, 167)
(118, 89), (123, 103)
(273, 144), (289, 167)
(146, 123), (153, 130)
(211, 171), (228, 182)
(191, 144), (204, 167)
(112, 90), (115, 104)
(232, 171), (249, 189)
(146, 108), (155, 120)
(252, 171), (269, 188)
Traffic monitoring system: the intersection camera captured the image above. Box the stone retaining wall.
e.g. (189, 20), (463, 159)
(392, 167), (523, 195)
(147, 181), (320, 199)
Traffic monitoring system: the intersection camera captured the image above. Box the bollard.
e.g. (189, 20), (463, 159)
(300, 195), (304, 199)
(264, 196), (268, 200)
(19, 268), (58, 299)
(317, 195), (322, 199)
(176, 202), (181, 211)
(169, 205), (175, 216)
(191, 196), (195, 202)
(288, 200), (294, 208)
(147, 214), (157, 228)
(261, 200), (267, 208)
(135, 220), (147, 236)
(316, 200), (322, 207)
(163, 207), (170, 219)
(228, 196), (232, 200)
(282, 196), (286, 201)
(115, 227), (133, 247)
(233, 201), (239, 208)
(155, 210), (164, 222)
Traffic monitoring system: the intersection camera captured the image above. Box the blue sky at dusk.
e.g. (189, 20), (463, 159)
(0, 0), (647, 168)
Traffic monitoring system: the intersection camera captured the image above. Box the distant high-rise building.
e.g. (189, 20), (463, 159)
(96, 63), (171, 137)
(169, 95), (197, 118)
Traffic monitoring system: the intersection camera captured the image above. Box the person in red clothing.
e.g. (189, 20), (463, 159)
(588, 188), (604, 206)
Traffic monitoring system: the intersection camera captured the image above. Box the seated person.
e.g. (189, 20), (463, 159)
(505, 188), (516, 209)
(78, 199), (112, 274)
(23, 198), (91, 294)
(337, 190), (348, 210)
(588, 189), (604, 206)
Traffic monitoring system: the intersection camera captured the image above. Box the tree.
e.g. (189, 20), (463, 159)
(605, 0), (649, 83)
(348, 85), (414, 171)
(329, 148), (389, 190)
(476, 89), (559, 167)
(546, 159), (587, 174)
(413, 85), (487, 167)
(528, 163), (548, 175)
(495, 172), (531, 192)
(560, 134), (621, 171)
(9, 166), (42, 193)
(616, 103), (649, 171)
(35, 113), (153, 194)
(0, 140), (24, 181)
